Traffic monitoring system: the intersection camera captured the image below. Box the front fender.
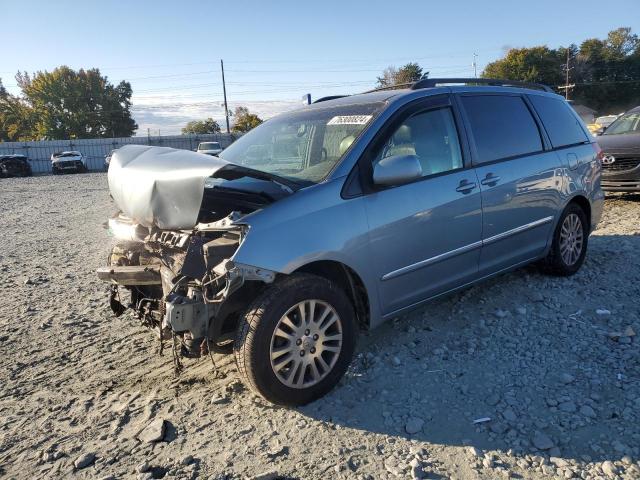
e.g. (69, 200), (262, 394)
(232, 177), (381, 321)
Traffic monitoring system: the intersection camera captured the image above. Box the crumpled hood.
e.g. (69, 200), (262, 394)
(108, 145), (228, 229)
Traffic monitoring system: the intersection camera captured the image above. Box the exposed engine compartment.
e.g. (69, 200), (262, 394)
(98, 212), (276, 370)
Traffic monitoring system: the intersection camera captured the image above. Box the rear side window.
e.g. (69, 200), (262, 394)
(529, 95), (589, 148)
(460, 95), (543, 164)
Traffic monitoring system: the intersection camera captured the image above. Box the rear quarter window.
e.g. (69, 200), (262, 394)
(529, 95), (589, 148)
(460, 95), (543, 164)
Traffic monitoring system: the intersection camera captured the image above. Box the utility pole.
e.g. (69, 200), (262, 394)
(559, 49), (575, 100)
(472, 53), (478, 78)
(221, 59), (230, 134)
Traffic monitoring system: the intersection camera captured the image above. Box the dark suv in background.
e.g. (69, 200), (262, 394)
(596, 106), (640, 192)
(0, 154), (32, 178)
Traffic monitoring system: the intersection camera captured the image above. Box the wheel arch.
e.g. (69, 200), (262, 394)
(293, 260), (371, 330)
(567, 194), (592, 231)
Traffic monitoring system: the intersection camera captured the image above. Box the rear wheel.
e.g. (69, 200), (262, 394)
(234, 273), (357, 406)
(542, 203), (588, 276)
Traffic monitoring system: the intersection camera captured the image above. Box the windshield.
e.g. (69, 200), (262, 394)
(220, 102), (385, 183)
(199, 142), (221, 150)
(604, 112), (640, 135)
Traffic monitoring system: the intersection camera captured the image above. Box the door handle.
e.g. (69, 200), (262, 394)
(480, 173), (501, 186)
(455, 179), (477, 194)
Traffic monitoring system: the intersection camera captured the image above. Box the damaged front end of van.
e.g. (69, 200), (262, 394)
(97, 145), (295, 363)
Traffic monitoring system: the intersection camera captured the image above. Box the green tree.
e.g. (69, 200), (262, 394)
(377, 63), (425, 87)
(0, 78), (35, 142)
(15, 66), (137, 139)
(231, 106), (262, 133)
(483, 46), (564, 85)
(182, 117), (221, 135)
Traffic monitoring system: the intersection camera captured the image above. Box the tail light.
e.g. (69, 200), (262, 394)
(592, 142), (604, 166)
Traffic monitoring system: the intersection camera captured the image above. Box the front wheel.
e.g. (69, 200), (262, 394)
(541, 203), (589, 276)
(234, 273), (357, 406)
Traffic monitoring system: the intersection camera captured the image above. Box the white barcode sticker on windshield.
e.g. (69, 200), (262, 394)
(327, 115), (372, 125)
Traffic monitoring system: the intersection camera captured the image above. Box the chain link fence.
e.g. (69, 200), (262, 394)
(0, 133), (239, 174)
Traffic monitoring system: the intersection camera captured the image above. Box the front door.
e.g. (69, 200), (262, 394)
(362, 97), (483, 316)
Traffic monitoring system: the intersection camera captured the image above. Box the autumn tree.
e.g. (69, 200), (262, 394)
(231, 106), (262, 133)
(14, 66), (137, 139)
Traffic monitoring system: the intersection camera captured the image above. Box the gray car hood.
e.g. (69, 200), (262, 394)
(108, 145), (229, 229)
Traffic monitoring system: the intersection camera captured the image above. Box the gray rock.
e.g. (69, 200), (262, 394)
(486, 393), (500, 406)
(560, 373), (575, 384)
(559, 401), (577, 413)
(405, 417), (424, 434)
(580, 405), (597, 418)
(490, 422), (508, 434)
(601, 460), (617, 477)
(138, 418), (166, 443)
(532, 432), (555, 450)
(467, 446), (483, 458)
(494, 309), (508, 319)
(210, 394), (229, 405)
(74, 452), (96, 469)
(516, 306), (527, 315)
(392, 356), (401, 366)
(181, 455), (194, 465)
(502, 407), (517, 422)
(136, 461), (150, 473)
(250, 471), (278, 480)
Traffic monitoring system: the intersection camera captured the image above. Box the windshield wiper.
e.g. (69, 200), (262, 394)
(212, 163), (302, 194)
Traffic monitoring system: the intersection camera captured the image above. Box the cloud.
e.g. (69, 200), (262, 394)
(130, 98), (302, 135)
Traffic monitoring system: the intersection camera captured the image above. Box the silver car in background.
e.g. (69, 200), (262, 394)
(98, 78), (604, 405)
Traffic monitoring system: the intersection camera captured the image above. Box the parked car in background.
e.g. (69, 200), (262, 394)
(587, 114), (623, 136)
(0, 154), (32, 178)
(196, 141), (223, 156)
(98, 78), (603, 405)
(596, 106), (640, 192)
(104, 150), (117, 171)
(51, 151), (86, 174)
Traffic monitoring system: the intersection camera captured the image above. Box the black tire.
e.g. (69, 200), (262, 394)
(234, 273), (357, 406)
(541, 202), (589, 276)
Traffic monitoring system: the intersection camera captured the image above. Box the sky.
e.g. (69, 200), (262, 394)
(2, 0), (640, 135)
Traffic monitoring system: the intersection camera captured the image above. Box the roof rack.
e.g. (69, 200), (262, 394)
(313, 95), (348, 104)
(410, 78), (554, 93)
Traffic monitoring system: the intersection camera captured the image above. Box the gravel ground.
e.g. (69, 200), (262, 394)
(0, 173), (639, 480)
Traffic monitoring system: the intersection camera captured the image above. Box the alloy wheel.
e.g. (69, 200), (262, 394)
(269, 299), (343, 389)
(559, 213), (584, 266)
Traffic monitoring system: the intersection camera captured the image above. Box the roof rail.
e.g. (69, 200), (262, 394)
(363, 82), (414, 94)
(313, 95), (348, 103)
(411, 78), (554, 93)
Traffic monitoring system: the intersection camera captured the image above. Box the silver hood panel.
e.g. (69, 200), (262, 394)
(108, 145), (228, 229)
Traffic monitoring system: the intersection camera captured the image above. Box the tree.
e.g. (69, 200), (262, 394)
(182, 117), (221, 135)
(482, 29), (640, 113)
(14, 66), (137, 139)
(483, 46), (564, 85)
(376, 63), (425, 87)
(231, 106), (262, 133)
(0, 78), (35, 142)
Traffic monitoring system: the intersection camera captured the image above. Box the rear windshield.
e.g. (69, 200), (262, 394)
(199, 142), (221, 149)
(220, 102), (385, 183)
(529, 95), (589, 148)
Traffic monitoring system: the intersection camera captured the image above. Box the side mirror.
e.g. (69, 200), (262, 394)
(373, 154), (423, 186)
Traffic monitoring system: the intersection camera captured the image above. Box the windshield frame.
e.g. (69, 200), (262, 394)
(218, 101), (387, 185)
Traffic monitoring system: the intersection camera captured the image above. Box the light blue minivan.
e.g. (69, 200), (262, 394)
(100, 78), (604, 405)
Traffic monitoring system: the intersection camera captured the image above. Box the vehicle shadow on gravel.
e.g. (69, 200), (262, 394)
(298, 234), (640, 469)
